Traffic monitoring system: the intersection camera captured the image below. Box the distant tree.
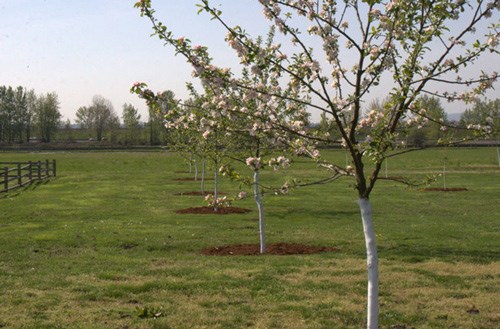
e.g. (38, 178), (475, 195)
(76, 96), (120, 141)
(122, 103), (141, 128)
(460, 98), (500, 132)
(75, 106), (94, 129)
(91, 95), (119, 141)
(24, 89), (37, 143)
(35, 92), (61, 142)
(0, 86), (15, 142)
(147, 90), (174, 145)
(408, 95), (447, 146)
(12, 86), (28, 143)
(122, 103), (142, 143)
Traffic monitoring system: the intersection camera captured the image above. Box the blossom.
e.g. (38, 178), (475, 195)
(370, 8), (381, 17)
(386, 0), (399, 11)
(237, 191), (248, 199)
(277, 53), (287, 60)
(310, 149), (321, 159)
(370, 46), (380, 58)
(443, 58), (455, 67)
(245, 157), (262, 169)
(487, 35), (499, 48)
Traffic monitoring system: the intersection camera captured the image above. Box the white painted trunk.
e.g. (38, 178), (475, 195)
(213, 167), (219, 212)
(201, 159), (205, 194)
(189, 154), (193, 173)
(254, 170), (266, 254)
(194, 160), (198, 181)
(358, 198), (379, 329)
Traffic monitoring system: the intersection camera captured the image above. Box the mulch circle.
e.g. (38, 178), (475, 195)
(202, 242), (338, 256)
(174, 191), (226, 196)
(421, 187), (468, 192)
(173, 177), (214, 181)
(175, 206), (251, 214)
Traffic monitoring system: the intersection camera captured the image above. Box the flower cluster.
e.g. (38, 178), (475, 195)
(237, 191), (248, 199)
(204, 194), (231, 208)
(245, 157), (263, 169)
(268, 156), (290, 171)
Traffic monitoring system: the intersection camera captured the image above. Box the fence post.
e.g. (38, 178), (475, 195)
(28, 161), (33, 182)
(52, 159), (56, 177)
(17, 163), (22, 186)
(45, 159), (49, 177)
(37, 161), (42, 180)
(3, 167), (8, 192)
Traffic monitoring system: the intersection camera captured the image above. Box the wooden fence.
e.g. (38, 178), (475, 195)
(0, 160), (56, 193)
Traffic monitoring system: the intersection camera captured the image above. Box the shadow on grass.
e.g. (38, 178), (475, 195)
(0, 179), (53, 199)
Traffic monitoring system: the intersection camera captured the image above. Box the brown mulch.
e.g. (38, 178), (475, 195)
(421, 187), (468, 192)
(202, 242), (338, 256)
(174, 191), (226, 196)
(173, 177), (214, 181)
(175, 206), (251, 214)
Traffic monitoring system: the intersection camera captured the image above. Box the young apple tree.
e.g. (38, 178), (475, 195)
(133, 0), (499, 327)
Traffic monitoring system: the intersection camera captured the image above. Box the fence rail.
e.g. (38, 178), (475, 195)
(0, 160), (56, 193)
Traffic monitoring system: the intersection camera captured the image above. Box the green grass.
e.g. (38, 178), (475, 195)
(0, 148), (498, 328)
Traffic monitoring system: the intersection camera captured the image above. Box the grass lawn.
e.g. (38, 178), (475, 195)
(0, 148), (499, 328)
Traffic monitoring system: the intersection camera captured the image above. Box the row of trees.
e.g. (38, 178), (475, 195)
(133, 0), (499, 328)
(0, 85), (61, 143)
(0, 86), (174, 145)
(73, 94), (174, 144)
(1, 83), (497, 146)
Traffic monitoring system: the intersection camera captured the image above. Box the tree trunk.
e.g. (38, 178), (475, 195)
(358, 198), (379, 329)
(254, 170), (266, 254)
(201, 158), (205, 194)
(194, 159), (198, 181)
(213, 161), (219, 212)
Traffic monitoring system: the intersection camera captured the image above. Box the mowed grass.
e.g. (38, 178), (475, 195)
(0, 148), (498, 329)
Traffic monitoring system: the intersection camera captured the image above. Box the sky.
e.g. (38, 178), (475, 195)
(0, 0), (266, 122)
(0, 1), (498, 123)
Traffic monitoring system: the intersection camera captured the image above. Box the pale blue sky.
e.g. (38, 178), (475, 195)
(1, 1), (498, 122)
(0, 0), (265, 121)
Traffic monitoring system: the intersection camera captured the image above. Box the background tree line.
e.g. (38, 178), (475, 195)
(0, 85), (61, 143)
(318, 95), (499, 148)
(2, 85), (497, 147)
(0, 85), (175, 146)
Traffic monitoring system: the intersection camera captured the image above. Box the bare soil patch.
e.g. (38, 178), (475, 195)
(202, 242), (338, 256)
(421, 187), (468, 192)
(175, 206), (251, 214)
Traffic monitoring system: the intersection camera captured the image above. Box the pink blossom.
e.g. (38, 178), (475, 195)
(245, 157), (262, 169)
(277, 53), (287, 60)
